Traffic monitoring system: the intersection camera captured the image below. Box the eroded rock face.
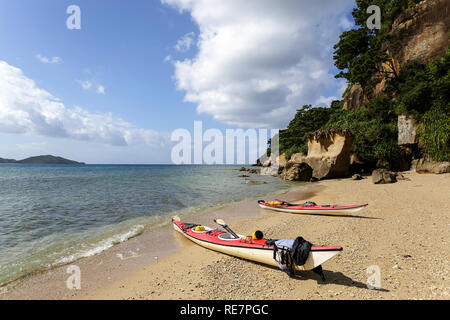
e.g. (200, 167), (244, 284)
(305, 129), (354, 179)
(289, 153), (307, 163)
(379, 0), (449, 93)
(343, 83), (369, 110)
(413, 158), (450, 174)
(388, 0), (450, 69)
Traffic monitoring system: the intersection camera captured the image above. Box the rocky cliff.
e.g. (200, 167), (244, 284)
(261, 0), (448, 179)
(386, 0), (449, 70)
(343, 0), (450, 109)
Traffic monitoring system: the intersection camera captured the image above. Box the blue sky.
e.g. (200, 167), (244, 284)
(0, 0), (204, 130)
(0, 0), (355, 164)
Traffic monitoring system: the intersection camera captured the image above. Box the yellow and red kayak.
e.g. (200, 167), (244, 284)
(258, 200), (368, 215)
(172, 217), (342, 272)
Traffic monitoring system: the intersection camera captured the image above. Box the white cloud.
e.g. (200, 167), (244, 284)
(35, 54), (62, 64)
(77, 80), (93, 90)
(339, 16), (354, 30)
(162, 0), (354, 128)
(0, 61), (169, 148)
(315, 95), (339, 108)
(163, 55), (172, 63)
(174, 32), (195, 52)
(77, 80), (106, 95)
(315, 79), (348, 107)
(96, 85), (105, 95)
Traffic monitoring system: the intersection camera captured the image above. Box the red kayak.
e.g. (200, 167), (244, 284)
(258, 200), (368, 215)
(172, 217), (342, 273)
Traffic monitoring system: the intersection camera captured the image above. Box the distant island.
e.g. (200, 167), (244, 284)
(0, 155), (85, 165)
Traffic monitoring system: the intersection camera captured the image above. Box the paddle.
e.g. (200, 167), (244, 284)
(214, 219), (240, 239)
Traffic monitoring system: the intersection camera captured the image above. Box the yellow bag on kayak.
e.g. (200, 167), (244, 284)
(268, 201), (283, 206)
(193, 226), (205, 232)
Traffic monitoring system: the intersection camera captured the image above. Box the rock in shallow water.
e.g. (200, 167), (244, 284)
(246, 180), (266, 185)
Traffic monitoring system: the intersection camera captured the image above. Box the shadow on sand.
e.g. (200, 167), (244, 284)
(300, 213), (381, 219)
(290, 268), (390, 292)
(262, 210), (382, 220)
(227, 256), (390, 293)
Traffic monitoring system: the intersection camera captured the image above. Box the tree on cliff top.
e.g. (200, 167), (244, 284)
(333, 0), (422, 90)
(279, 102), (342, 160)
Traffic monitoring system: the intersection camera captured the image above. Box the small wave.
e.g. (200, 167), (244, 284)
(54, 224), (145, 265)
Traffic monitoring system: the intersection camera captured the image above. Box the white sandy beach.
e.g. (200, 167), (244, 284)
(2, 171), (449, 300)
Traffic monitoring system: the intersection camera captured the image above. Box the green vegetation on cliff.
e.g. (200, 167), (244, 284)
(280, 96), (402, 168)
(280, 102), (341, 159)
(389, 48), (450, 161)
(277, 0), (449, 168)
(323, 97), (401, 168)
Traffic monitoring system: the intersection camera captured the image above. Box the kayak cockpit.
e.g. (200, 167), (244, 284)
(218, 232), (243, 241)
(191, 226), (212, 233)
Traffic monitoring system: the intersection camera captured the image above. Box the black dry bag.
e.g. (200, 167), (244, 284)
(290, 236), (312, 266)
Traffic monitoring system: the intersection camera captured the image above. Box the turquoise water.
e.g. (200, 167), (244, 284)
(0, 164), (290, 285)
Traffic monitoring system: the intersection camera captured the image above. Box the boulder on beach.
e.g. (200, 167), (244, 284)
(275, 130), (354, 181)
(413, 158), (450, 174)
(280, 161), (313, 181)
(304, 129), (354, 180)
(371, 169), (397, 184)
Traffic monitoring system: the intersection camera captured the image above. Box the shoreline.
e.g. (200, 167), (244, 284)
(2, 171), (449, 300)
(85, 171), (449, 300)
(0, 182), (309, 299)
